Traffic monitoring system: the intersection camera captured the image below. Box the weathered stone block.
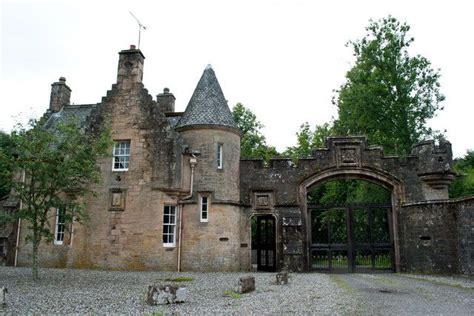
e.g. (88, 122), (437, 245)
(0, 287), (7, 307)
(276, 271), (288, 285)
(236, 276), (255, 294)
(146, 285), (187, 305)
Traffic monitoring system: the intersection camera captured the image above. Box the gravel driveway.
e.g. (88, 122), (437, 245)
(0, 266), (472, 314)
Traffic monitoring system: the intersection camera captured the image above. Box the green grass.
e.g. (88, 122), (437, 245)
(329, 275), (353, 293)
(223, 289), (242, 299)
(163, 276), (194, 282)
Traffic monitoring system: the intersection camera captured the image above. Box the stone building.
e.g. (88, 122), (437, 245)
(3, 46), (473, 274)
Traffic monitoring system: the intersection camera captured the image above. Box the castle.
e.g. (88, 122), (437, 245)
(1, 46), (472, 274)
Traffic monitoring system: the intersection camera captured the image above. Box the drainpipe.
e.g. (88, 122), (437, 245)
(69, 211), (75, 248)
(177, 155), (198, 272)
(14, 170), (26, 267)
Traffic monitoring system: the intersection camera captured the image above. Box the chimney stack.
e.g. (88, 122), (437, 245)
(157, 87), (176, 113)
(49, 77), (71, 113)
(116, 45), (145, 89)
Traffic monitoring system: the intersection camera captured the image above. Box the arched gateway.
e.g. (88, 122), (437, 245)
(240, 136), (455, 273)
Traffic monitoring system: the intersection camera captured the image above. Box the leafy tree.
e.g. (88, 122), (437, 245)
(284, 122), (334, 161)
(0, 119), (111, 279)
(0, 131), (13, 198)
(308, 179), (390, 206)
(232, 103), (278, 161)
(333, 16), (445, 156)
(449, 151), (474, 198)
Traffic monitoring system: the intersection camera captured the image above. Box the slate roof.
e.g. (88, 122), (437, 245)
(43, 104), (96, 130)
(176, 65), (238, 131)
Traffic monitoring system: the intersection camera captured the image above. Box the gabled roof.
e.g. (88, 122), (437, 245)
(176, 65), (238, 131)
(43, 104), (96, 130)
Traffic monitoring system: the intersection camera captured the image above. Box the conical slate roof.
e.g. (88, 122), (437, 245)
(176, 65), (238, 131)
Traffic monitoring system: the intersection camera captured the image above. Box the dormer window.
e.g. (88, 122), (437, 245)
(217, 143), (223, 170)
(113, 140), (130, 171)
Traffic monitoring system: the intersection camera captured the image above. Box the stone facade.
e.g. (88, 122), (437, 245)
(8, 46), (473, 275)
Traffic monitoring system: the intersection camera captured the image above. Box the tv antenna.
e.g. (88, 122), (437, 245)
(129, 11), (147, 49)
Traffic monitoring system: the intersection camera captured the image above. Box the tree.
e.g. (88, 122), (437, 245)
(333, 16), (445, 156)
(232, 103), (278, 161)
(0, 131), (13, 198)
(449, 151), (474, 198)
(0, 119), (111, 279)
(284, 122), (334, 161)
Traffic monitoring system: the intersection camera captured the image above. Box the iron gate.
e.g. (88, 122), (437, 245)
(310, 205), (394, 272)
(256, 215), (276, 272)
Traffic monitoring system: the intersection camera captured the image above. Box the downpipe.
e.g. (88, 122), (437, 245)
(177, 155), (197, 272)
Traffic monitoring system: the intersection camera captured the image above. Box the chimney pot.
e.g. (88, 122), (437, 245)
(164, 87), (170, 94)
(130, 44), (136, 50)
(59, 77), (66, 82)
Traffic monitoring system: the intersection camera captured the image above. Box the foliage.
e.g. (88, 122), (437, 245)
(283, 122), (334, 161)
(232, 103), (278, 161)
(333, 16), (445, 156)
(0, 119), (111, 279)
(223, 289), (242, 299)
(0, 131), (13, 198)
(308, 179), (391, 206)
(449, 151), (474, 198)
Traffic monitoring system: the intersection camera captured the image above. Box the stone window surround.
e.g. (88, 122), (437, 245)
(112, 140), (131, 171)
(163, 205), (177, 248)
(54, 208), (66, 245)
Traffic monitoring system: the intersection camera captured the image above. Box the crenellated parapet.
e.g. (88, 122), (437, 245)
(240, 136), (456, 206)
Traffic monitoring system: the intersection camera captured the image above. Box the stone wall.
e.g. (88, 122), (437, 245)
(454, 197), (474, 274)
(181, 203), (242, 271)
(399, 196), (474, 275)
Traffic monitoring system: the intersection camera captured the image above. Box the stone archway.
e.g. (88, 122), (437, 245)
(240, 136), (454, 273)
(299, 167), (404, 272)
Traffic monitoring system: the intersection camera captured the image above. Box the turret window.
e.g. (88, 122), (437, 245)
(200, 195), (209, 222)
(113, 140), (131, 171)
(217, 144), (223, 169)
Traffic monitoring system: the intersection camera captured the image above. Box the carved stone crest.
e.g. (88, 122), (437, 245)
(336, 146), (361, 167)
(109, 189), (126, 211)
(253, 192), (273, 210)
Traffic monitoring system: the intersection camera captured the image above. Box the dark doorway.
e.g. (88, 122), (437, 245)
(253, 215), (276, 272)
(308, 179), (394, 272)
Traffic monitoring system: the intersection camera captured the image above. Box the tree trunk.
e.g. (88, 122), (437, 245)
(32, 236), (39, 280)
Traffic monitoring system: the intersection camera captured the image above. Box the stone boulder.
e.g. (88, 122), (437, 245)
(236, 276), (255, 294)
(146, 285), (187, 305)
(276, 271), (288, 285)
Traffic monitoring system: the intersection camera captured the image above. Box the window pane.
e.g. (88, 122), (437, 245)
(163, 205), (176, 246)
(113, 140), (131, 170)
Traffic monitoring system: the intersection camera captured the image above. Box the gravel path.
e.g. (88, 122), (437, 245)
(0, 266), (472, 314)
(335, 273), (474, 315)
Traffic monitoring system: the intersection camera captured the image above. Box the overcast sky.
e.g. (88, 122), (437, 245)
(1, 0), (473, 157)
